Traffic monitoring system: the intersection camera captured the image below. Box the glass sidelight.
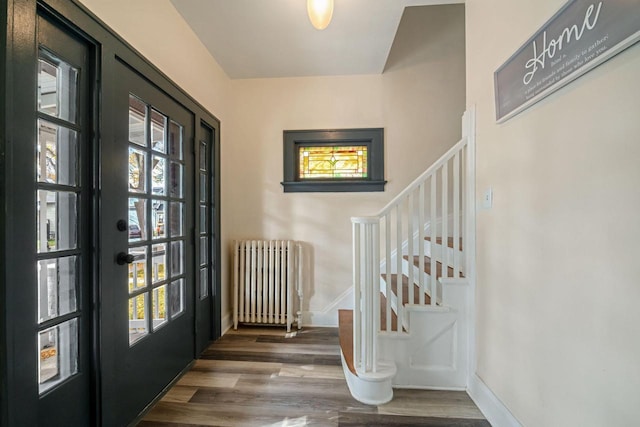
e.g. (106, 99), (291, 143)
(198, 138), (210, 300)
(36, 52), (83, 395)
(194, 122), (216, 355)
(127, 95), (186, 345)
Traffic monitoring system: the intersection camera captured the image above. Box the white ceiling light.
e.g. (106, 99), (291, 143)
(307, 0), (334, 30)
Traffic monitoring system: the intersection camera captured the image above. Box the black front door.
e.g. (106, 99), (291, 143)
(99, 60), (196, 426)
(2, 11), (94, 426)
(35, 13), (93, 427)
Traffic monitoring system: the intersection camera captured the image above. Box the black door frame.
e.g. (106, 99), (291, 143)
(0, 0), (222, 425)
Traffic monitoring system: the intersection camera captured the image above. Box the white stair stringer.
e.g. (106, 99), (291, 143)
(340, 352), (397, 405)
(377, 278), (469, 389)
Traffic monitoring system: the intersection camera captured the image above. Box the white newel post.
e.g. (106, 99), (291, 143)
(352, 216), (380, 374)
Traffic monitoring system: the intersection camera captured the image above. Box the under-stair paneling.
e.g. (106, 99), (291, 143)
(378, 279), (469, 389)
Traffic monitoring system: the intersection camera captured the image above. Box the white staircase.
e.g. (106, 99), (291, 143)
(340, 107), (476, 404)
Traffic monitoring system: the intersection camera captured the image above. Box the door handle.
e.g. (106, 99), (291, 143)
(117, 252), (135, 265)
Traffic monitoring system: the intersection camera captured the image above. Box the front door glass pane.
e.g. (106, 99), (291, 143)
(151, 200), (166, 240)
(171, 241), (183, 278)
(38, 256), (77, 323)
(128, 247), (148, 293)
(128, 96), (147, 147)
(128, 198), (147, 242)
(37, 58), (78, 123)
(169, 162), (183, 198)
(152, 243), (167, 284)
(37, 190), (77, 253)
(152, 156), (166, 196)
(129, 294), (148, 345)
(200, 268), (208, 299)
(129, 147), (147, 193)
(37, 120), (78, 186)
(128, 94), (185, 346)
(170, 202), (184, 237)
(152, 285), (167, 330)
(169, 121), (183, 160)
(38, 318), (78, 394)
(151, 109), (166, 153)
(170, 279), (184, 319)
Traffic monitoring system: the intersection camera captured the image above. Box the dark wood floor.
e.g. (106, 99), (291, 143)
(137, 327), (490, 426)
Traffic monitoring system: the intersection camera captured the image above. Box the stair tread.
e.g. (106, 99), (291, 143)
(379, 293), (402, 332)
(424, 236), (463, 251)
(338, 309), (357, 375)
(381, 273), (431, 305)
(403, 255), (464, 278)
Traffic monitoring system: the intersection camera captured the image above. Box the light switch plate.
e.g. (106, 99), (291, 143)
(483, 187), (493, 209)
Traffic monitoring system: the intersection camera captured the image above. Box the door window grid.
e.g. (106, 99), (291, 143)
(199, 139), (209, 300)
(36, 52), (82, 394)
(128, 95), (185, 345)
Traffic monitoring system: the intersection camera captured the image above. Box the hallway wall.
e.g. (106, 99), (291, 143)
(466, 0), (640, 425)
(225, 4), (465, 326)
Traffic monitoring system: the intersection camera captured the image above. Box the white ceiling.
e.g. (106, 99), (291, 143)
(170, 0), (461, 79)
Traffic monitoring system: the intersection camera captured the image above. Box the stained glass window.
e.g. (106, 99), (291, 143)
(299, 145), (368, 179)
(282, 128), (385, 193)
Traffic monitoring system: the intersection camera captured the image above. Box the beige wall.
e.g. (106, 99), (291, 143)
(226, 4), (465, 325)
(466, 0), (640, 425)
(226, 74), (385, 324)
(78, 0), (232, 121)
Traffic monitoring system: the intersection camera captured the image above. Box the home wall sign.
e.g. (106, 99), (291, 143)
(494, 0), (640, 123)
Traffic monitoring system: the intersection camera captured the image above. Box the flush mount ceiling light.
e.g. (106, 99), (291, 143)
(307, 0), (334, 30)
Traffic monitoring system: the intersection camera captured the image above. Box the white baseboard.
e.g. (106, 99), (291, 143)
(301, 287), (354, 327)
(467, 374), (522, 427)
(302, 311), (339, 326)
(221, 311), (233, 335)
(224, 286), (353, 330)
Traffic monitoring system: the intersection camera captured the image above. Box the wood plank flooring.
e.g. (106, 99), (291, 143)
(137, 327), (490, 427)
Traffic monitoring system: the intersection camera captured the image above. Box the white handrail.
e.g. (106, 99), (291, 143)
(352, 136), (468, 222)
